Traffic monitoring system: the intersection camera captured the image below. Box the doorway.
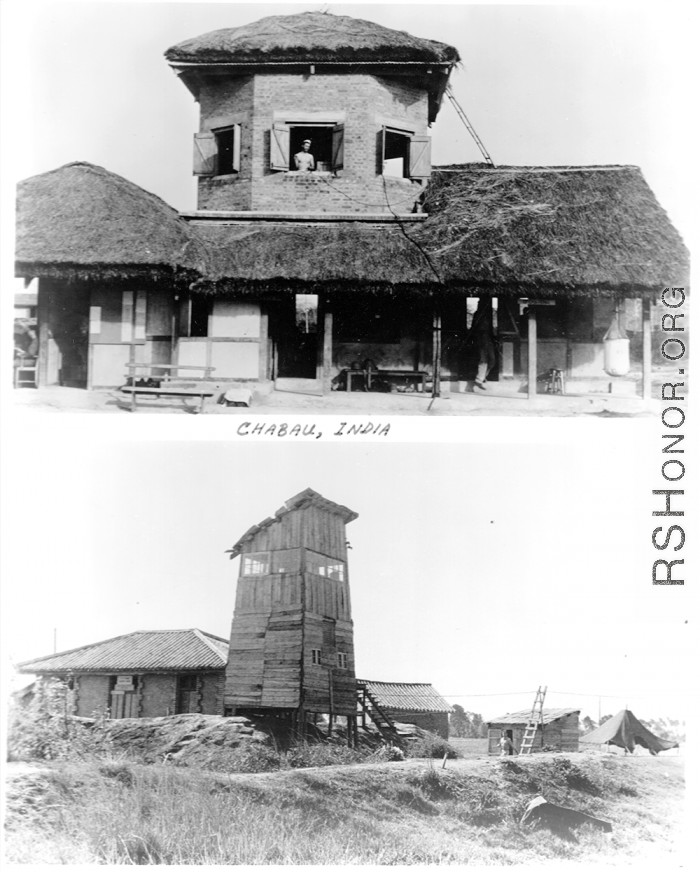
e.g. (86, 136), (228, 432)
(273, 294), (320, 382)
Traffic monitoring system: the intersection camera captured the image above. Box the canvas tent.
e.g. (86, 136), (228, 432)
(580, 709), (678, 755)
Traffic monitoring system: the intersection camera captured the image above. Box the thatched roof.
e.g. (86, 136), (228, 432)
(15, 162), (209, 283)
(165, 11), (459, 66)
(417, 164), (689, 294)
(188, 165), (688, 297)
(189, 221), (433, 295)
(16, 162), (688, 298)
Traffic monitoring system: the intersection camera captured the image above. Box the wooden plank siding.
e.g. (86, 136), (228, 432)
(225, 496), (357, 715)
(487, 713), (580, 754)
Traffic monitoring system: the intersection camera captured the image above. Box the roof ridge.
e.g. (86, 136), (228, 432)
(192, 628), (229, 658)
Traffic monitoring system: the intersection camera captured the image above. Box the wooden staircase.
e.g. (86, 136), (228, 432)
(356, 681), (402, 745)
(519, 686), (547, 755)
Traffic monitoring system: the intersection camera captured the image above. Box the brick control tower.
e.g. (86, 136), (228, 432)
(166, 11), (459, 215)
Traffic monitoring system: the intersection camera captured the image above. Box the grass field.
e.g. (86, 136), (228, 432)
(4, 753), (684, 865)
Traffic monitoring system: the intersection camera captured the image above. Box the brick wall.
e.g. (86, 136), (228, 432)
(75, 675), (111, 717)
(200, 672), (225, 715)
(196, 72), (429, 214)
(140, 674), (177, 717)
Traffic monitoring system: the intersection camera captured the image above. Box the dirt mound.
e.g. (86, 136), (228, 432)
(104, 714), (271, 768)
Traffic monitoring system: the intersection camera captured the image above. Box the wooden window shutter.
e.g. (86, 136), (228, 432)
(270, 122), (290, 171)
(408, 136), (432, 179)
(409, 135), (432, 179)
(377, 127), (387, 175)
(193, 132), (217, 175)
(232, 123), (242, 173)
(331, 124), (344, 171)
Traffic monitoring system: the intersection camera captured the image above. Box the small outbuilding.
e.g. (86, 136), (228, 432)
(487, 707), (580, 755)
(360, 680), (453, 739)
(17, 629), (228, 719)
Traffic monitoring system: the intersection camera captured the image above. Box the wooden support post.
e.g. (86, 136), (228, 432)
(36, 279), (50, 388)
(528, 308), (537, 400)
(432, 308), (442, 398)
(322, 306), (333, 395)
(642, 297), (652, 401)
(258, 308), (269, 381)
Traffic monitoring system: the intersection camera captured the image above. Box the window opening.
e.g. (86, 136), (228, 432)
(337, 652), (348, 669)
(379, 127), (431, 180)
(242, 552), (270, 576)
(311, 649), (322, 665)
(214, 127), (240, 175)
(296, 295), (318, 334)
(306, 550), (345, 581)
(383, 129), (410, 178)
(271, 122), (344, 173)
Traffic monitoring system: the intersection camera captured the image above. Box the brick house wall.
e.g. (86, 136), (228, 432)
(140, 674), (178, 717)
(197, 72), (428, 213)
(75, 675), (111, 717)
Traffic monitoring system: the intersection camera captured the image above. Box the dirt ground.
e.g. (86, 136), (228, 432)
(11, 382), (669, 417)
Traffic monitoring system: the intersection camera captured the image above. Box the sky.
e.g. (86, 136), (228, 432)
(2, 423), (691, 724)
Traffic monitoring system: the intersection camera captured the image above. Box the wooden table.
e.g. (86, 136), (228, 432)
(120, 363), (216, 412)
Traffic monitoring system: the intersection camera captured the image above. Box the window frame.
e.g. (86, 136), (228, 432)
(241, 552), (271, 577)
(270, 119), (344, 173)
(193, 123), (241, 177)
(378, 125), (432, 180)
(336, 652), (349, 670)
(311, 648), (323, 666)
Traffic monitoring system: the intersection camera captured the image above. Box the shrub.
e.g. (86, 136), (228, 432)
(405, 732), (459, 759)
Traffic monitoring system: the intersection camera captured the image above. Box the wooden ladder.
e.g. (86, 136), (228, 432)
(356, 682), (402, 745)
(519, 686), (547, 755)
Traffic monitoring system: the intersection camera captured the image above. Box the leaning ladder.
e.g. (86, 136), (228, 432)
(519, 686), (547, 755)
(445, 85), (496, 167)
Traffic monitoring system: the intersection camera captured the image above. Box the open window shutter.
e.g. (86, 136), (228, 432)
(193, 132), (217, 175)
(377, 127), (387, 175)
(270, 122), (290, 171)
(409, 136), (432, 179)
(331, 124), (345, 171)
(232, 124), (242, 173)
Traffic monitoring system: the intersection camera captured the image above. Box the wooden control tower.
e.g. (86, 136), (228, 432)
(224, 489), (357, 729)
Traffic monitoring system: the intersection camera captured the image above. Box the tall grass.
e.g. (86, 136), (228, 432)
(5, 755), (685, 865)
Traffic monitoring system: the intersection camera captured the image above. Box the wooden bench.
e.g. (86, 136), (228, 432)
(347, 368), (428, 392)
(119, 364), (216, 413)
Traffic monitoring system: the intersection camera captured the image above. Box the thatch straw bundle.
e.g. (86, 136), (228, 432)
(165, 11), (459, 65)
(418, 165), (689, 294)
(15, 162), (209, 282)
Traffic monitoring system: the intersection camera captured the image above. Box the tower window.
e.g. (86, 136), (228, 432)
(306, 550), (345, 581)
(270, 122), (344, 173)
(337, 652), (348, 670)
(242, 552), (270, 576)
(378, 126), (432, 180)
(311, 648), (322, 665)
(193, 124), (241, 177)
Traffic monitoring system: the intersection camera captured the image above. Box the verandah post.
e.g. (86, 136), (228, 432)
(322, 304), (333, 394)
(642, 297), (652, 402)
(432, 306), (441, 398)
(528, 307), (537, 401)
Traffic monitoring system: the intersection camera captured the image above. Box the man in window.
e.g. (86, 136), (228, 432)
(294, 139), (315, 172)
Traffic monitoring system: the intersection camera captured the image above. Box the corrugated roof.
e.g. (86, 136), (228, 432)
(487, 707), (580, 726)
(361, 680), (453, 713)
(17, 629), (228, 674)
